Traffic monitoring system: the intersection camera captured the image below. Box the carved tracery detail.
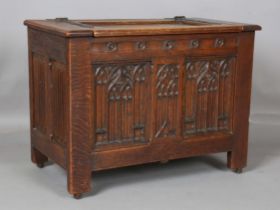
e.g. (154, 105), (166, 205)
(184, 57), (236, 136)
(155, 64), (179, 138)
(93, 61), (151, 147)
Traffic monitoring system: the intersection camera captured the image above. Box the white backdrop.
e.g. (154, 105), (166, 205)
(0, 0), (279, 131)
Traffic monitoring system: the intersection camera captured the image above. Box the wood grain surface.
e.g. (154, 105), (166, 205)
(25, 17), (260, 198)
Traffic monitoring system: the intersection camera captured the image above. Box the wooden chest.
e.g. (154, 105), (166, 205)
(24, 17), (261, 198)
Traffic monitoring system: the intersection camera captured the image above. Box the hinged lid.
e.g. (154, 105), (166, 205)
(24, 16), (261, 37)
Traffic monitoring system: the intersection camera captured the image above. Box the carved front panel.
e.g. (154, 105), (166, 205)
(184, 56), (236, 136)
(93, 61), (151, 148)
(155, 64), (180, 138)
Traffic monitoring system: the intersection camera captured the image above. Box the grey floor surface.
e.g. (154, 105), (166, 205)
(0, 122), (279, 210)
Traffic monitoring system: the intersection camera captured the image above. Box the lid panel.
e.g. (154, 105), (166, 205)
(24, 17), (261, 37)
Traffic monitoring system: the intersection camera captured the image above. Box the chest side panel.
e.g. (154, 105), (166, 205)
(28, 29), (69, 168)
(31, 52), (68, 147)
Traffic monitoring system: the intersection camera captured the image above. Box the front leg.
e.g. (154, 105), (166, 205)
(67, 154), (92, 199)
(68, 37), (94, 198)
(227, 32), (255, 173)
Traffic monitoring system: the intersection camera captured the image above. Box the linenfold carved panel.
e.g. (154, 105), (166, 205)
(50, 61), (68, 146)
(93, 61), (151, 147)
(33, 54), (49, 135)
(32, 54), (67, 147)
(184, 56), (236, 136)
(155, 64), (179, 138)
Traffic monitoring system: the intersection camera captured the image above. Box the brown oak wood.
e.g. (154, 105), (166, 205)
(227, 32), (256, 170)
(67, 37), (93, 195)
(24, 17), (261, 37)
(24, 17), (261, 198)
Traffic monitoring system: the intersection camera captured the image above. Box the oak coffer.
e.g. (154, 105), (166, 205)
(24, 17), (261, 199)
